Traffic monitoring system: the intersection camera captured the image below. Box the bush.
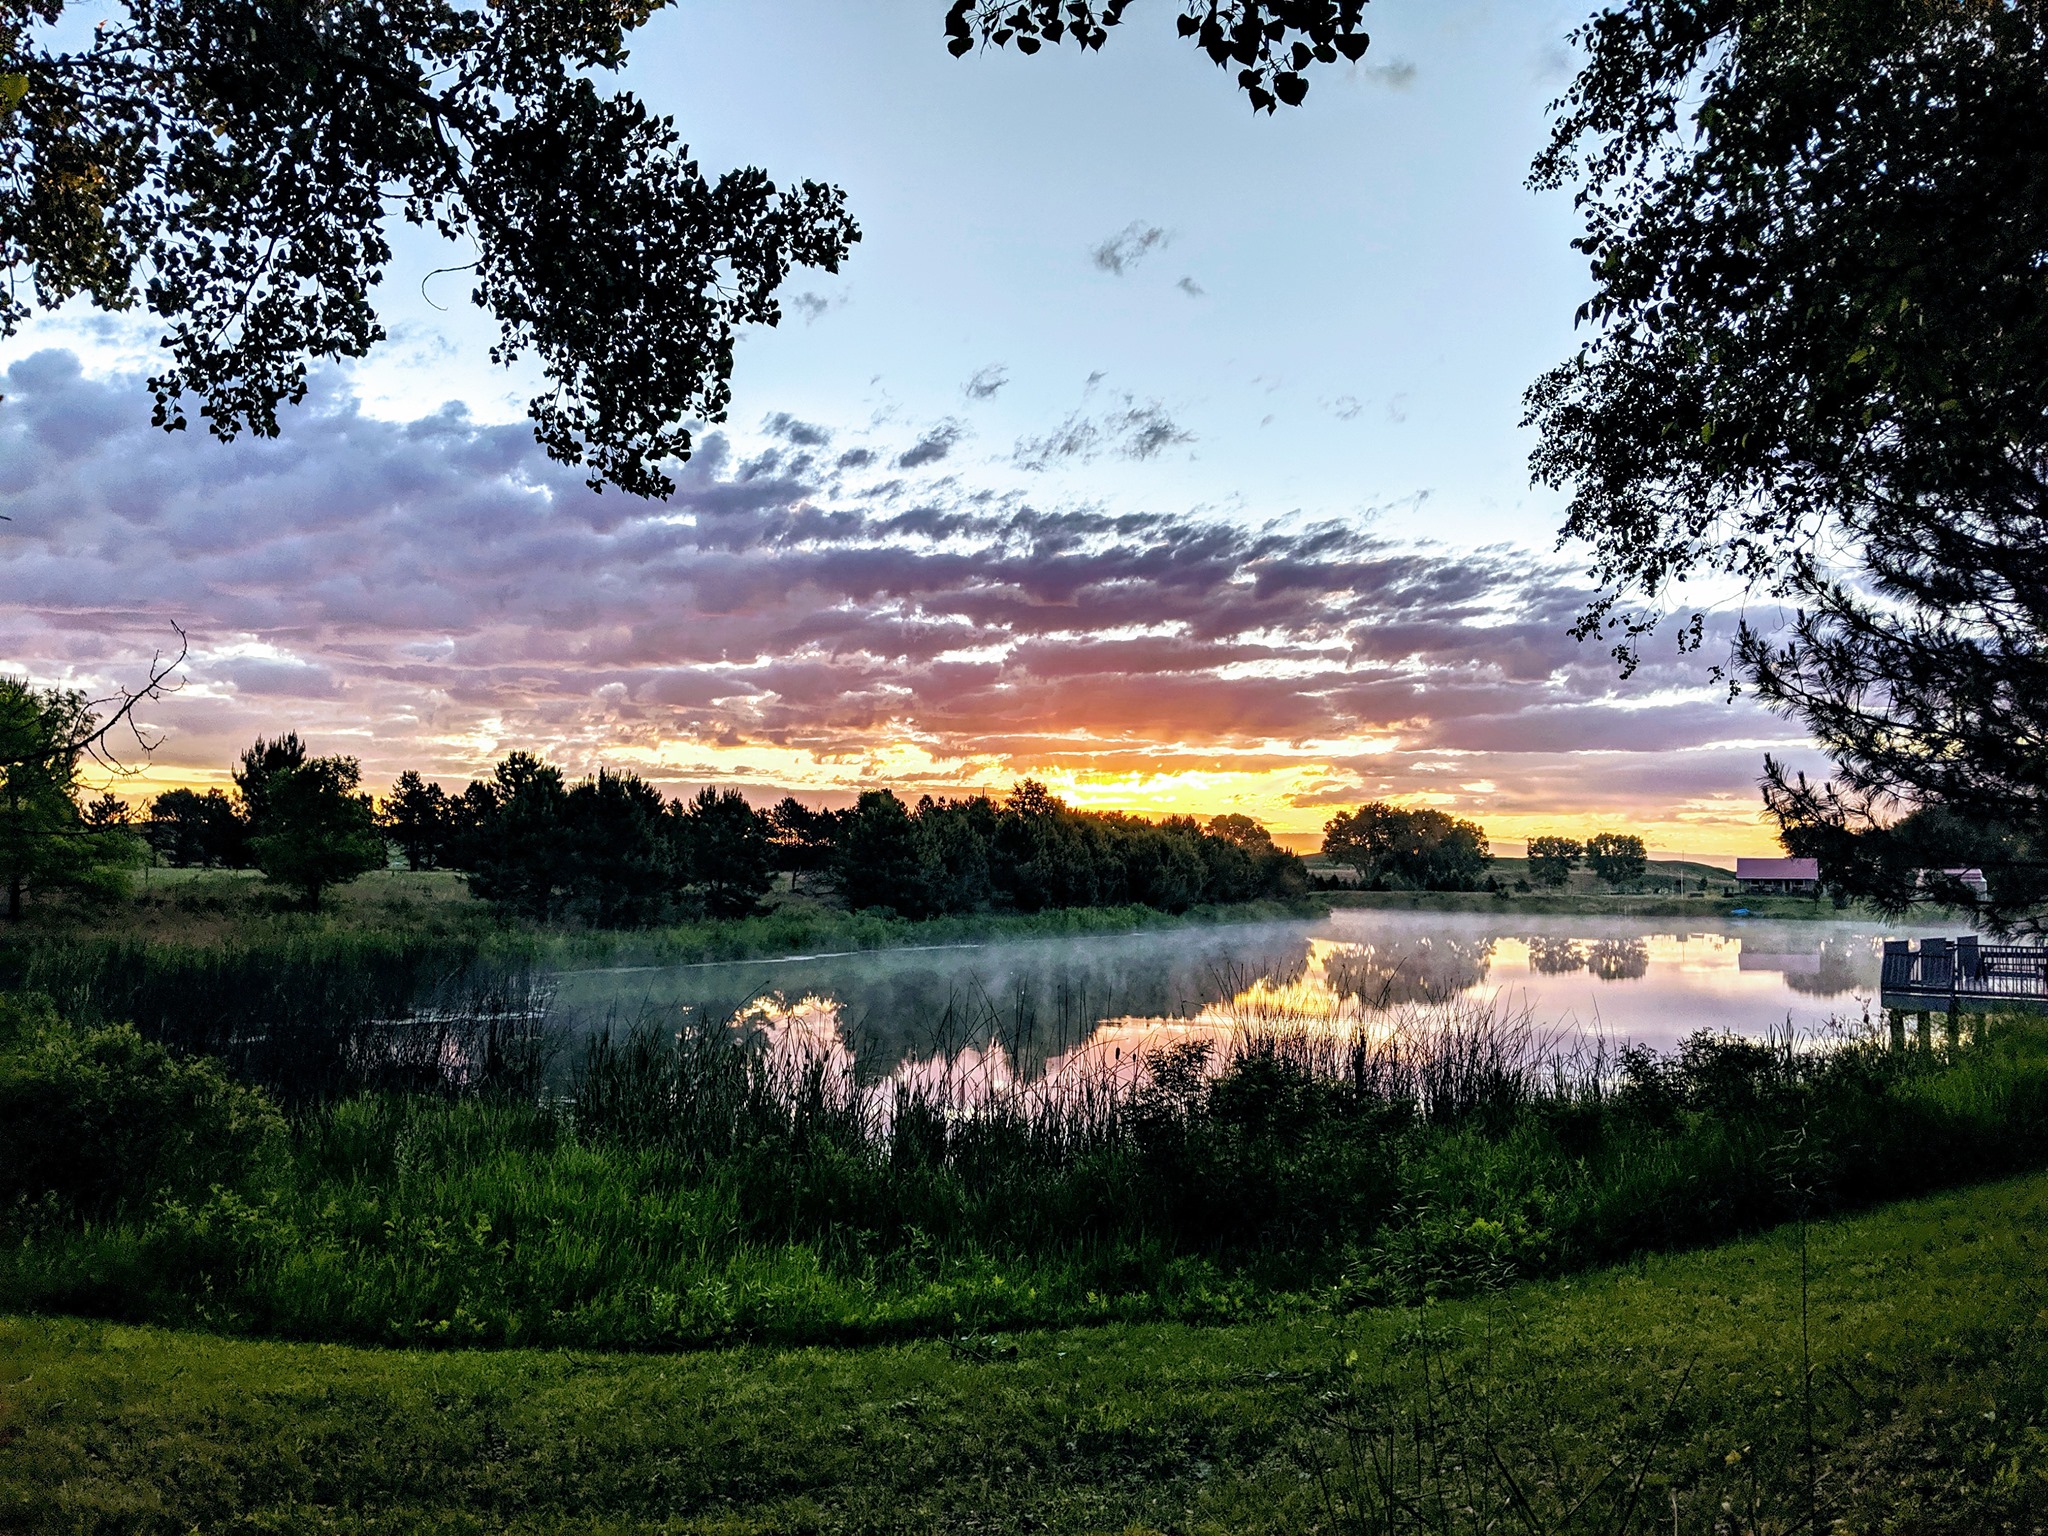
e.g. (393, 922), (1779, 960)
(0, 994), (283, 1223)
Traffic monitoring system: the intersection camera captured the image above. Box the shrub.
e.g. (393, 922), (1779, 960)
(0, 994), (283, 1223)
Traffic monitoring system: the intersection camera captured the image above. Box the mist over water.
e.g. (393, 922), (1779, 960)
(550, 909), (1907, 1083)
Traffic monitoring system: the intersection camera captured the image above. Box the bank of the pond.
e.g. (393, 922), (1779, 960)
(10, 987), (2048, 1352)
(7, 1172), (2047, 1534)
(537, 897), (1325, 970)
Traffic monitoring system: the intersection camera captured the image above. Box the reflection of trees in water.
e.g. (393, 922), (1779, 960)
(1782, 938), (1874, 997)
(1527, 937), (1586, 976)
(635, 929), (1316, 1079)
(1320, 937), (1493, 1006)
(1586, 938), (1649, 981)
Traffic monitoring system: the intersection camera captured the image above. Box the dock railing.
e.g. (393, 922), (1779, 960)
(1881, 936), (2048, 1008)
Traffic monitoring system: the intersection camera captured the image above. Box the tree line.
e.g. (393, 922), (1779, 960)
(139, 733), (1309, 923)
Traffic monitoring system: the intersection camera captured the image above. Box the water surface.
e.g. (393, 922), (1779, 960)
(551, 907), (1907, 1081)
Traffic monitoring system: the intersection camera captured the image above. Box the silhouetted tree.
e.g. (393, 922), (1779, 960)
(5, 0), (859, 499)
(1207, 812), (1273, 851)
(245, 752), (385, 908)
(1321, 802), (1406, 887)
(232, 733), (307, 833)
(1324, 803), (1490, 891)
(996, 780), (1104, 913)
(1525, 0), (2048, 929)
(563, 769), (679, 927)
(1526, 835), (1583, 891)
(913, 795), (998, 915)
(766, 795), (837, 893)
(463, 753), (571, 920)
(948, 1), (1371, 113)
(380, 771), (456, 872)
(675, 787), (774, 920)
(144, 788), (245, 868)
(834, 789), (926, 915)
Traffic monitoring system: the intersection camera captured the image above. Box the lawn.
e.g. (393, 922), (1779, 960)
(5, 1171), (2046, 1533)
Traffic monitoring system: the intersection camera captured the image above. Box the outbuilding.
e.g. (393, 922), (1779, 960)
(1735, 856), (1821, 895)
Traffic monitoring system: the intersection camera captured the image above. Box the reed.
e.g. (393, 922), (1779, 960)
(8, 983), (2048, 1350)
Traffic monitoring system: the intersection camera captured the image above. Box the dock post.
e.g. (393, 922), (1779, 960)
(1917, 1011), (1932, 1051)
(1887, 1009), (1906, 1052)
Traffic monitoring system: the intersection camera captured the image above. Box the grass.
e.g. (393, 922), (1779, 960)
(7, 1170), (2048, 1533)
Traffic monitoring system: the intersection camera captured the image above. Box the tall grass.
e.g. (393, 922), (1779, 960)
(8, 985), (2048, 1350)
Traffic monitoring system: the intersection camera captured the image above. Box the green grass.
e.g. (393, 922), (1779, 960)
(7, 1171), (2048, 1533)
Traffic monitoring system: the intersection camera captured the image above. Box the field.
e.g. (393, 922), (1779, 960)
(7, 1171), (2047, 1533)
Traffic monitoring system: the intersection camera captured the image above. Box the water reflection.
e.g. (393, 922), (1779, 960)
(551, 909), (1899, 1084)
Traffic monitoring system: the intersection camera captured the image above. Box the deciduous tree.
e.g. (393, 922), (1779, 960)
(1525, 835), (1582, 891)
(1525, 0), (2048, 929)
(3, 0), (859, 498)
(1584, 831), (1647, 887)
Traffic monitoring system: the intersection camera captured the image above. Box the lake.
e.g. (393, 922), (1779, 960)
(549, 907), (1910, 1084)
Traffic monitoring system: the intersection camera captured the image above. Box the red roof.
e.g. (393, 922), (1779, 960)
(1736, 857), (1820, 880)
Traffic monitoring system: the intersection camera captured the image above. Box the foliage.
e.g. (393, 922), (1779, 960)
(561, 770), (679, 927)
(1526, 0), (2048, 929)
(1583, 830), (1647, 886)
(143, 788), (243, 869)
(765, 794), (838, 891)
(377, 770), (456, 872)
(831, 782), (1306, 918)
(244, 752), (386, 908)
(1323, 802), (1491, 890)
(2, 0), (857, 497)
(674, 786), (776, 920)
(461, 752), (573, 920)
(1524, 834), (1582, 890)
(0, 993), (281, 1223)
(947, 0), (1373, 113)
(0, 680), (143, 919)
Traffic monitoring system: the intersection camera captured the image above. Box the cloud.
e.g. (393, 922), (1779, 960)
(763, 412), (831, 447)
(962, 365), (1009, 401)
(1176, 277), (1205, 299)
(0, 350), (1802, 831)
(895, 419), (966, 469)
(786, 291), (839, 324)
(1014, 396), (1194, 469)
(1092, 223), (1170, 275)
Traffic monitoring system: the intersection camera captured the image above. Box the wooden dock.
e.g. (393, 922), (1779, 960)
(1880, 936), (2048, 1046)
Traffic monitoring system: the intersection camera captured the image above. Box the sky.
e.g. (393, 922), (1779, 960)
(0, 0), (1823, 856)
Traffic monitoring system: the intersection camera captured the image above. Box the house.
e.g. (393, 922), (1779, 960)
(1918, 866), (1991, 900)
(1735, 856), (1821, 895)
